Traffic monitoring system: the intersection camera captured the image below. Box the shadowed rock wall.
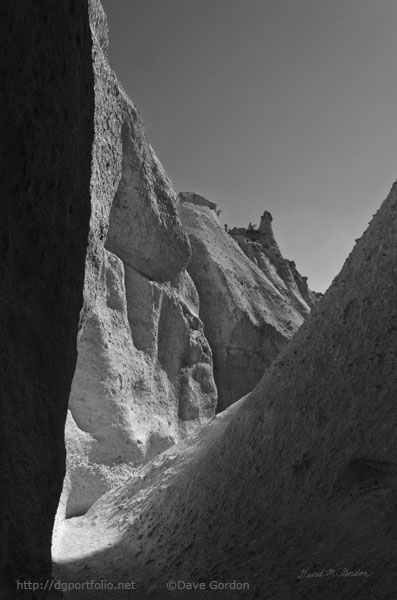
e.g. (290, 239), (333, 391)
(133, 182), (397, 598)
(0, 0), (94, 596)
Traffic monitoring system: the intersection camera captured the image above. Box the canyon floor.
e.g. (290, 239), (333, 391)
(53, 399), (247, 598)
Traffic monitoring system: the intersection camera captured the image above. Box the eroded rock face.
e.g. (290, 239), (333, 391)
(64, 250), (216, 518)
(176, 192), (307, 411)
(228, 210), (321, 312)
(59, 2), (217, 519)
(0, 0), (94, 594)
(61, 182), (397, 599)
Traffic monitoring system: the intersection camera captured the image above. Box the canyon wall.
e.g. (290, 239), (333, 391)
(0, 0), (94, 596)
(61, 2), (218, 520)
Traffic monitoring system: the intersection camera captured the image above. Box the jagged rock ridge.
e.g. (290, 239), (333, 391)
(228, 210), (321, 311)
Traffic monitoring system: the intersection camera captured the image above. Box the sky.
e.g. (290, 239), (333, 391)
(102, 0), (397, 292)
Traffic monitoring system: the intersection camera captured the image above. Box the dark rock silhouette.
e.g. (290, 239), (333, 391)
(0, 0), (94, 596)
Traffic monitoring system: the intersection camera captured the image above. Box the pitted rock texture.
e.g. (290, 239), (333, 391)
(58, 2), (216, 521)
(176, 192), (307, 411)
(228, 210), (321, 311)
(64, 251), (216, 519)
(0, 0), (94, 596)
(80, 0), (123, 331)
(56, 182), (397, 600)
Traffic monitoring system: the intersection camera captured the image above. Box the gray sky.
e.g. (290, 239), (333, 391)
(102, 0), (397, 292)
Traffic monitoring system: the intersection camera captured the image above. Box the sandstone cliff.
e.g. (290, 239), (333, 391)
(0, 0), (94, 596)
(56, 182), (397, 599)
(59, 1), (218, 521)
(176, 192), (308, 411)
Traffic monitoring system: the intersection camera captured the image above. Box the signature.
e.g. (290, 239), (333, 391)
(298, 567), (374, 579)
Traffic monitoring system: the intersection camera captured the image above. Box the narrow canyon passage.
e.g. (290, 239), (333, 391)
(2, 1), (396, 599)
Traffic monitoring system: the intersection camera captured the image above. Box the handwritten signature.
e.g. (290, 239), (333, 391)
(298, 568), (374, 579)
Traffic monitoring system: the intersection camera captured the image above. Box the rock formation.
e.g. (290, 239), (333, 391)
(176, 192), (310, 411)
(59, 2), (217, 521)
(55, 182), (397, 599)
(0, 0), (94, 596)
(228, 210), (321, 310)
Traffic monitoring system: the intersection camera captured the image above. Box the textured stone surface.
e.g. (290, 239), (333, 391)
(63, 250), (216, 519)
(0, 0), (94, 596)
(59, 4), (216, 520)
(80, 1), (123, 331)
(88, 0), (108, 56)
(176, 192), (306, 411)
(56, 182), (397, 599)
